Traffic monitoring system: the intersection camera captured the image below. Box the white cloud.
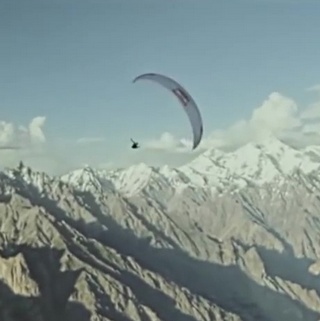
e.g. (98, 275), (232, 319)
(0, 116), (52, 171)
(0, 122), (15, 146)
(3, 85), (320, 174)
(306, 84), (320, 93)
(143, 132), (191, 153)
(144, 89), (320, 153)
(209, 91), (320, 148)
(250, 92), (300, 134)
(202, 91), (317, 149)
(28, 116), (46, 144)
(300, 102), (320, 120)
(0, 116), (47, 149)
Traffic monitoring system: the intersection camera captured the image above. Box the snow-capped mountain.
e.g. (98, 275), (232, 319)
(62, 136), (320, 196)
(1, 136), (320, 320)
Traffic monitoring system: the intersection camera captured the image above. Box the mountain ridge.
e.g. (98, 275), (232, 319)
(59, 136), (320, 198)
(1, 136), (320, 320)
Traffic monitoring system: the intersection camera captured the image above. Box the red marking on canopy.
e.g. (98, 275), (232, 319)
(172, 88), (190, 107)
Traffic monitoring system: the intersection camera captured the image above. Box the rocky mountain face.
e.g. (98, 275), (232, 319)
(1, 136), (320, 320)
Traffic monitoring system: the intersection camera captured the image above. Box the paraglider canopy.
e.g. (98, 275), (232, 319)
(133, 73), (203, 150)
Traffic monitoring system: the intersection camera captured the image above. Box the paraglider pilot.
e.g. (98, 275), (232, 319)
(131, 139), (139, 149)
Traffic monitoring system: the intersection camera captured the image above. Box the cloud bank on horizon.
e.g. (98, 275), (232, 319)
(144, 87), (320, 152)
(0, 116), (46, 148)
(1, 86), (320, 174)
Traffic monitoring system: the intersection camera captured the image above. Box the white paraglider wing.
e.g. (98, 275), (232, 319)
(133, 73), (203, 150)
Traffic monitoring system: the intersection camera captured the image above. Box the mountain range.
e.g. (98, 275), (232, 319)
(1, 136), (320, 321)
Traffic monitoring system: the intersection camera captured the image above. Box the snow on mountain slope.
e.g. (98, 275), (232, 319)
(108, 163), (169, 197)
(2, 137), (320, 320)
(60, 165), (115, 194)
(58, 138), (320, 260)
(61, 138), (320, 279)
(182, 136), (320, 188)
(62, 136), (320, 198)
(0, 165), (250, 321)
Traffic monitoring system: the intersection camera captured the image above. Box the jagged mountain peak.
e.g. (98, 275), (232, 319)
(3, 137), (320, 199)
(2, 162), (54, 195)
(2, 139), (320, 320)
(184, 136), (320, 186)
(61, 166), (114, 194)
(249, 133), (289, 147)
(51, 137), (320, 198)
(239, 135), (292, 154)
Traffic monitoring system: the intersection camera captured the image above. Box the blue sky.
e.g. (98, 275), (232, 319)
(1, 0), (320, 173)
